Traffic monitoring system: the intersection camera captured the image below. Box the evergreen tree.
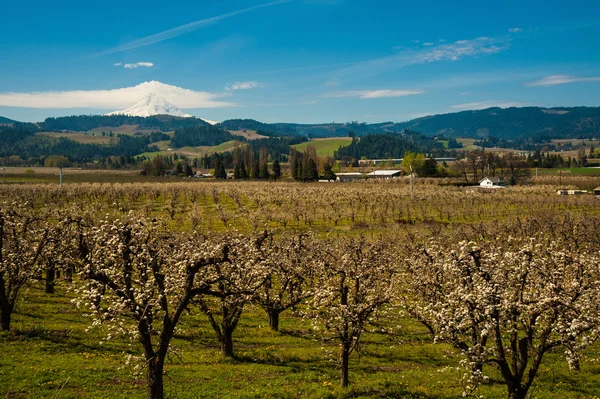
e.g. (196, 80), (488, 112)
(259, 163), (270, 180)
(420, 158), (439, 177)
(322, 161), (336, 181)
(184, 162), (193, 177)
(272, 159), (281, 180)
(215, 159), (227, 179)
(240, 162), (248, 179)
(251, 160), (260, 179)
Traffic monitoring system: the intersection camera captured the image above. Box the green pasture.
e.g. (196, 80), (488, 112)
(292, 138), (353, 157)
(2, 283), (599, 399)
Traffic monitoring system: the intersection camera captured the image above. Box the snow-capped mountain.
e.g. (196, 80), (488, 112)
(107, 93), (192, 118)
(199, 118), (219, 125)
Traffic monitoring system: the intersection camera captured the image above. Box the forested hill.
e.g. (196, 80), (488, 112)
(2, 105), (600, 140)
(388, 107), (600, 140)
(217, 119), (296, 136)
(260, 106), (600, 140)
(39, 114), (209, 132)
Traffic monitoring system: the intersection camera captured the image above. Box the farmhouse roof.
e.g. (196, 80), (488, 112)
(335, 172), (363, 177)
(367, 170), (402, 176)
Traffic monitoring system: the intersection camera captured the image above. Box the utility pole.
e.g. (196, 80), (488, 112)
(59, 167), (63, 188)
(559, 169), (562, 187)
(2, 167), (5, 182)
(409, 165), (414, 200)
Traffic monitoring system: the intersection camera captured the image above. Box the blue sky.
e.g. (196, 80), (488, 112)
(1, 0), (599, 123)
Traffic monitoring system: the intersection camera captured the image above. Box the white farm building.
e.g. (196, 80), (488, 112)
(366, 170), (403, 179)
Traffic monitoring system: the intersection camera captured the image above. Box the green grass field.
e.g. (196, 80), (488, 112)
(535, 167), (600, 176)
(2, 180), (600, 397)
(2, 283), (599, 399)
(38, 125), (166, 145)
(292, 138), (353, 157)
(138, 140), (244, 159)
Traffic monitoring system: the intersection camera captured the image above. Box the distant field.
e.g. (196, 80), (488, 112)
(138, 140), (244, 159)
(456, 137), (480, 151)
(39, 132), (113, 144)
(0, 167), (161, 184)
(535, 167), (600, 176)
(228, 130), (268, 140)
(551, 138), (598, 146)
(38, 125), (171, 145)
(86, 124), (158, 135)
(292, 137), (353, 157)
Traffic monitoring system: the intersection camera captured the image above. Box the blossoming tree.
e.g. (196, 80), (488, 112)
(0, 203), (54, 331)
(77, 216), (230, 399)
(402, 237), (600, 399)
(253, 233), (316, 331)
(306, 237), (395, 387)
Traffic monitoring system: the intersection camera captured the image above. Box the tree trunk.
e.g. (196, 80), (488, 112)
(65, 264), (73, 283)
(146, 363), (164, 399)
(507, 387), (527, 399)
(0, 305), (11, 331)
(340, 343), (350, 388)
(221, 328), (234, 357)
(267, 308), (280, 332)
(45, 263), (55, 294)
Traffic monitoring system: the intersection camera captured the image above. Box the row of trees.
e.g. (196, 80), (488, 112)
(333, 131), (453, 161)
(3, 202), (600, 399)
(452, 151), (531, 185)
(289, 147), (336, 181)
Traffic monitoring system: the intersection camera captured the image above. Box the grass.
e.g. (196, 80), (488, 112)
(39, 132), (115, 145)
(2, 181), (600, 397)
(38, 125), (165, 145)
(228, 130), (268, 140)
(535, 167), (600, 176)
(138, 140), (244, 159)
(3, 283), (600, 399)
(292, 138), (353, 157)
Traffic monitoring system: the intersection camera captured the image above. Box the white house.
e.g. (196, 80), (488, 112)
(479, 177), (505, 188)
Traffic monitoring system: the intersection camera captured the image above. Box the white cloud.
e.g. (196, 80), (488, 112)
(0, 81), (235, 109)
(414, 37), (508, 63)
(329, 35), (510, 82)
(526, 74), (600, 87)
(422, 42), (435, 46)
(323, 89), (424, 99)
(509, 27), (522, 33)
(450, 100), (530, 111)
(225, 81), (263, 91)
(94, 0), (290, 56)
(113, 62), (122, 66)
(124, 62), (154, 69)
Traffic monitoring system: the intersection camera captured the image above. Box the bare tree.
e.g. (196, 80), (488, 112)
(502, 152), (530, 185)
(451, 158), (471, 184)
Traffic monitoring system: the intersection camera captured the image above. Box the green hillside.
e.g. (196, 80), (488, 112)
(291, 137), (353, 157)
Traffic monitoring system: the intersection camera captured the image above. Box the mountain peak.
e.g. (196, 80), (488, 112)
(107, 93), (192, 118)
